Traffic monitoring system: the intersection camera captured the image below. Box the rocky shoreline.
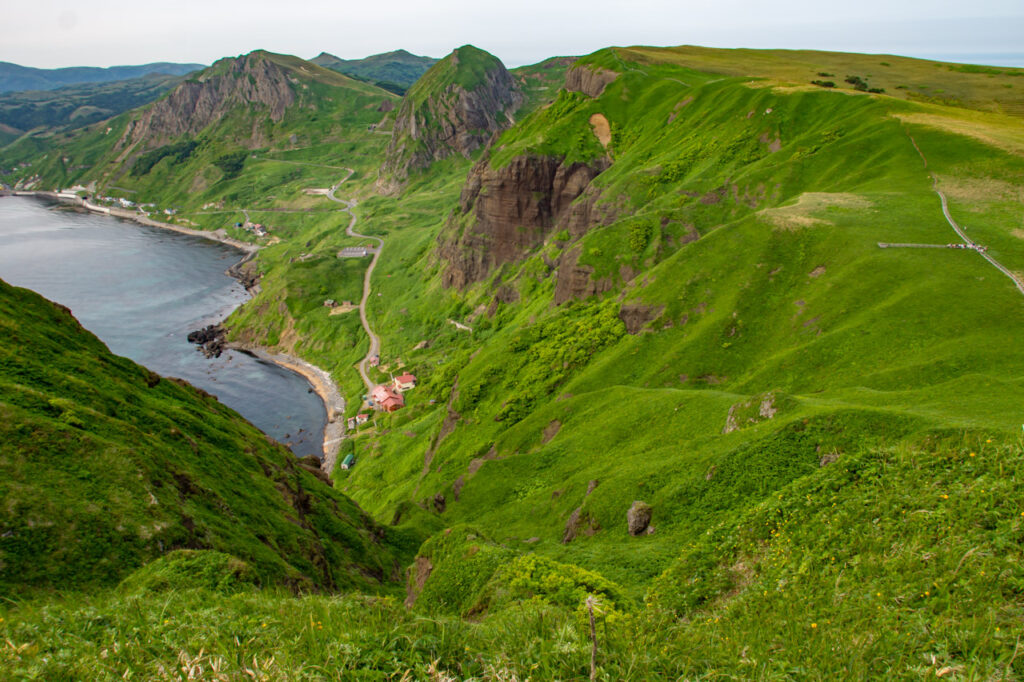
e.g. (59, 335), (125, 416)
(227, 343), (347, 475)
(10, 192), (347, 475)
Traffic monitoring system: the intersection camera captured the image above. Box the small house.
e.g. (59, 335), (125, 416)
(346, 417), (356, 430)
(341, 454), (355, 470)
(394, 373), (417, 392)
(355, 413), (370, 424)
(371, 384), (404, 412)
(369, 354), (380, 367)
(323, 299), (337, 308)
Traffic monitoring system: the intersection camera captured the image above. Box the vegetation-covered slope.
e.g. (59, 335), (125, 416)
(0, 60), (202, 93)
(0, 278), (412, 594)
(337, 45), (1024, 595)
(1, 50), (397, 217)
(2, 437), (1021, 678)
(377, 45), (523, 192)
(2, 44), (1024, 678)
(312, 49), (438, 94)
(0, 73), (187, 134)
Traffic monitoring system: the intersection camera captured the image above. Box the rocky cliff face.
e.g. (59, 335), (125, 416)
(378, 46), (522, 193)
(438, 153), (611, 290)
(564, 63), (619, 97)
(116, 52), (296, 151)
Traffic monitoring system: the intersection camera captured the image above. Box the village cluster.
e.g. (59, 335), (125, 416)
(345, 369), (417, 431)
(87, 192), (178, 216)
(233, 220), (269, 237)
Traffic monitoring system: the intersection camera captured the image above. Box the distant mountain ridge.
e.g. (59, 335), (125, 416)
(0, 61), (204, 93)
(0, 73), (187, 134)
(311, 49), (437, 93)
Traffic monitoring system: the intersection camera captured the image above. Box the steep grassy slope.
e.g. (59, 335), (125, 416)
(2, 439), (1021, 679)
(0, 278), (413, 593)
(378, 45), (522, 191)
(335, 46), (1024, 597)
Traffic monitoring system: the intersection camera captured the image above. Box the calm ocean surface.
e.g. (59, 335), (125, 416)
(0, 196), (326, 456)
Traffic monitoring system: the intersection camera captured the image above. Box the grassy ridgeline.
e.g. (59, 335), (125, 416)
(0, 278), (416, 594)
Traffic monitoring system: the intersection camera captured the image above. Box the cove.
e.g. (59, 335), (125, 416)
(0, 196), (326, 457)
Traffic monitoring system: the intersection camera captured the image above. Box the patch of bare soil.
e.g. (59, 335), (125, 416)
(589, 113), (611, 148)
(759, 193), (872, 231)
(936, 174), (1023, 204)
(542, 420), (562, 443)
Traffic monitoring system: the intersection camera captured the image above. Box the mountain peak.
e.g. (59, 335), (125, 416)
(377, 45), (521, 192)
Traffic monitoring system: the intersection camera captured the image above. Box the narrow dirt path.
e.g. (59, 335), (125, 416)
(325, 170), (385, 392)
(907, 132), (1024, 297)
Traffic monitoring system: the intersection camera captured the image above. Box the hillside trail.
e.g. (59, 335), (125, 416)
(326, 170), (384, 393)
(906, 132), (1024, 297)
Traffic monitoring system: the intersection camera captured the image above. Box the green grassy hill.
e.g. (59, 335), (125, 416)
(2, 44), (1023, 678)
(0, 278), (413, 594)
(312, 49), (438, 94)
(1, 50), (396, 221)
(0, 73), (187, 134)
(377, 45), (523, 191)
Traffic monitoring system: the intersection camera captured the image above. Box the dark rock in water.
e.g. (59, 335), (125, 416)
(187, 324), (226, 358)
(627, 500), (653, 536)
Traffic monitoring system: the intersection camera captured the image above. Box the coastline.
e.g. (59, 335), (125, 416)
(230, 344), (347, 474)
(7, 191), (347, 475)
(15, 191), (259, 253)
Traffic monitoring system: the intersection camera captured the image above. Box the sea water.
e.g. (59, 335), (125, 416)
(0, 196), (326, 456)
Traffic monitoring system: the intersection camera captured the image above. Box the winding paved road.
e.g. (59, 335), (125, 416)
(325, 170), (385, 392)
(907, 133), (1024, 297)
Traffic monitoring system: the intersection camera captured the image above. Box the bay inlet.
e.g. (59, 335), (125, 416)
(0, 196), (327, 457)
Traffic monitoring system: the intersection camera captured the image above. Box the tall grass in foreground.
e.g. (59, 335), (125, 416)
(4, 438), (1021, 680)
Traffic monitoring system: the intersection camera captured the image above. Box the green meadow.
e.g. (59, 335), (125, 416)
(2, 43), (1023, 678)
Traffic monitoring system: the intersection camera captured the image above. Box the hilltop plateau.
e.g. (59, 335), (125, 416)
(1, 43), (1023, 678)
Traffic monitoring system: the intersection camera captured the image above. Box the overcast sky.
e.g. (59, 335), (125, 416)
(4, 0), (1024, 69)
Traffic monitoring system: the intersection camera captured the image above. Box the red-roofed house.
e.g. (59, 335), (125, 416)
(371, 384), (405, 412)
(394, 373), (417, 392)
(355, 413), (370, 425)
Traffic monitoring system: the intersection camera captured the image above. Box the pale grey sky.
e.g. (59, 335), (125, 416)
(4, 0), (1023, 69)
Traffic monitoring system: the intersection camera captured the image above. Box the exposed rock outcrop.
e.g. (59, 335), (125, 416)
(552, 246), (613, 305)
(723, 392), (781, 434)
(618, 303), (665, 334)
(187, 324), (226, 358)
(116, 51), (297, 151)
(378, 45), (522, 193)
(563, 506), (601, 544)
(405, 556), (433, 607)
(627, 501), (653, 536)
(565, 64), (619, 97)
(439, 154), (610, 289)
